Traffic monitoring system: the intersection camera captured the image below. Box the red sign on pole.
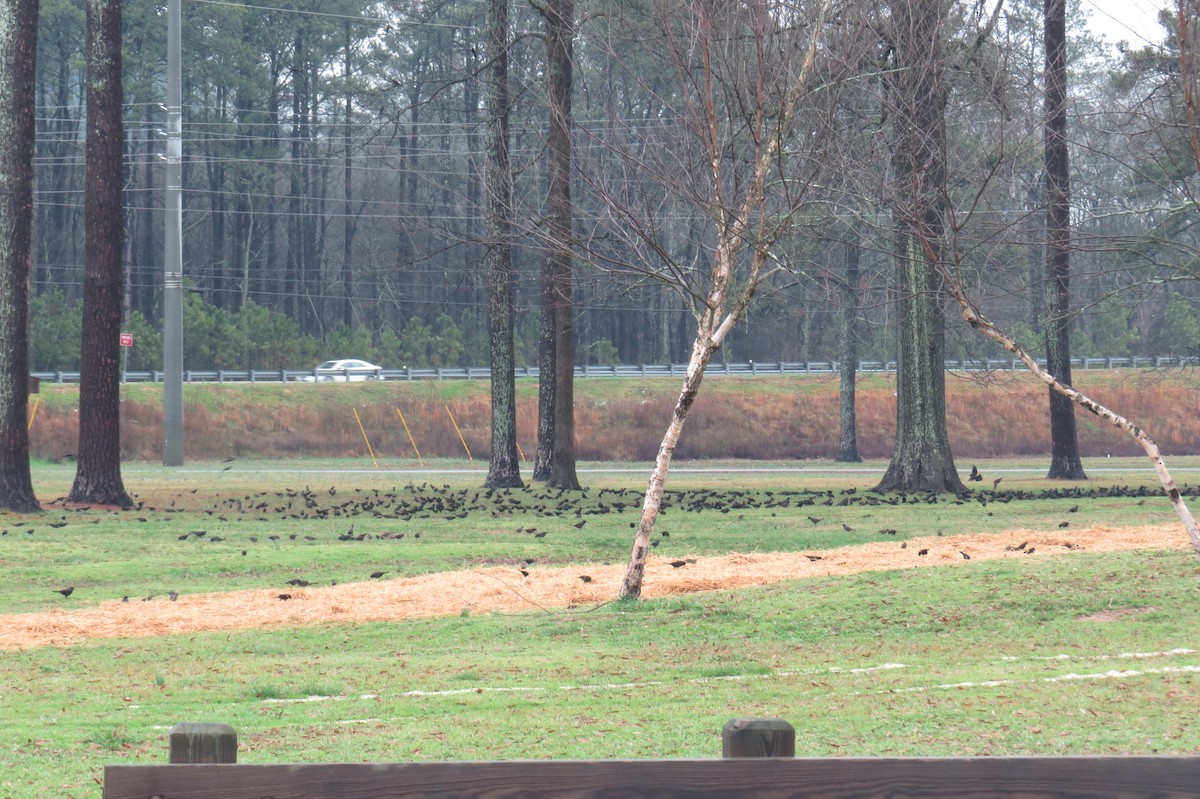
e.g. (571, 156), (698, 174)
(119, 333), (134, 347)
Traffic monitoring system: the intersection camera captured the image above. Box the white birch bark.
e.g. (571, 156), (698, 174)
(945, 274), (1200, 559)
(618, 0), (830, 599)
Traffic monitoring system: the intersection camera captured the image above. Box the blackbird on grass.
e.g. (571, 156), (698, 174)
(53, 586), (74, 597)
(370, 571), (387, 579)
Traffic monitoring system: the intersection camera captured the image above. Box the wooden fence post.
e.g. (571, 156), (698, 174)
(722, 718), (794, 758)
(169, 722), (237, 764)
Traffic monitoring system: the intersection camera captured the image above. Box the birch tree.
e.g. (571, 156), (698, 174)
(912, 0), (1200, 560)
(936, 240), (1200, 559)
(577, 0), (842, 600)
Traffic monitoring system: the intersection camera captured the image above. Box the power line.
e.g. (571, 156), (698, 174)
(190, 0), (478, 31)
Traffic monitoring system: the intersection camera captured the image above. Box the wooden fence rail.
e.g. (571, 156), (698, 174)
(102, 719), (1200, 799)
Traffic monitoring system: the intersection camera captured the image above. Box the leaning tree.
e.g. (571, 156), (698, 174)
(576, 0), (846, 599)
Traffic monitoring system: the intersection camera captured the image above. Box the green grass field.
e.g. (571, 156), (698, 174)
(2, 457), (1199, 798)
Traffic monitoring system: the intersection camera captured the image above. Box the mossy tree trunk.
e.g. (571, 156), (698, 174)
(483, 0), (523, 489)
(0, 0), (41, 513)
(874, 0), (965, 495)
(68, 0), (133, 508)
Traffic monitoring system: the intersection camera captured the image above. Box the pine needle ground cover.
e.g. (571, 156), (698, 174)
(1, 459), (1198, 797)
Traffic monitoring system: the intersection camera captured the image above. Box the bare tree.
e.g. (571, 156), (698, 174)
(576, 0), (838, 599)
(68, 0), (133, 508)
(0, 0), (41, 513)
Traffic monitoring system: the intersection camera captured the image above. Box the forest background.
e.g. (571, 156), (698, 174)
(26, 0), (1200, 373)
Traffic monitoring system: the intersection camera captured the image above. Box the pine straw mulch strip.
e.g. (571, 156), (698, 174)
(1, 524), (1188, 651)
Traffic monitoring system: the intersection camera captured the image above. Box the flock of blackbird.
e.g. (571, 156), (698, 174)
(30, 476), (1181, 602)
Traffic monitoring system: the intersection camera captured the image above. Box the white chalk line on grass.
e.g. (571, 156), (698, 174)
(1000, 647), (1195, 662)
(256, 662), (911, 706)
(881, 665), (1200, 696)
(255, 648), (1194, 713)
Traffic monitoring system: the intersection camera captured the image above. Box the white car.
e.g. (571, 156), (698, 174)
(301, 359), (384, 382)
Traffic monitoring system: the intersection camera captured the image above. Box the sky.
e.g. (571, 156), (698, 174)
(1081, 0), (1170, 49)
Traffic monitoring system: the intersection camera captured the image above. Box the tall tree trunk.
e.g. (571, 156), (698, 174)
(835, 236), (862, 463)
(69, 0), (133, 508)
(342, 21), (356, 330)
(232, 88), (253, 314)
(545, 0), (580, 490)
(286, 30), (305, 324)
(137, 104), (157, 320)
(1044, 0), (1086, 480)
(1025, 180), (1044, 336)
(875, 0), (965, 495)
(484, 0), (523, 489)
(534, 275), (556, 480)
(0, 0), (41, 513)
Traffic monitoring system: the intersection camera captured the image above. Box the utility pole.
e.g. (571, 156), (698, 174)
(162, 0), (184, 465)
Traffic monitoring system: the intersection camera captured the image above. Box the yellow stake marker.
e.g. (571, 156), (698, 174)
(352, 407), (379, 468)
(445, 405), (473, 462)
(395, 407), (424, 466)
(26, 397), (40, 431)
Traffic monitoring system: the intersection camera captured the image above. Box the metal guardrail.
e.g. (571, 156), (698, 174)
(30, 355), (1198, 385)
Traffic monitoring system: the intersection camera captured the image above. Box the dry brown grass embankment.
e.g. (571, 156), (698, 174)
(25, 369), (1200, 461)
